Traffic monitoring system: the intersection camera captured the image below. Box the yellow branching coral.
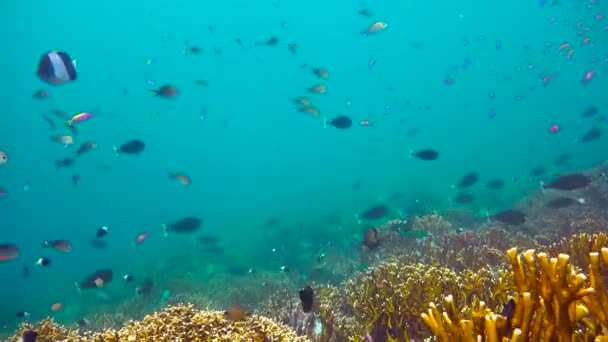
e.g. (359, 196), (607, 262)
(422, 247), (608, 341)
(8, 304), (306, 342)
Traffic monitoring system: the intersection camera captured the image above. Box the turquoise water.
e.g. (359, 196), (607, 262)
(1, 0), (606, 334)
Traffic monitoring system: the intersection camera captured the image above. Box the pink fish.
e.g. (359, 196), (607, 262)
(542, 74), (557, 86)
(136, 233), (149, 244)
(549, 124), (561, 134)
(582, 70), (595, 84)
(567, 50), (574, 59)
(444, 79), (454, 85)
(359, 120), (375, 127)
(67, 112), (93, 127)
(582, 37), (591, 45)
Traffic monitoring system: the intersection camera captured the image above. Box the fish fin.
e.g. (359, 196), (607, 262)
(162, 224), (169, 237)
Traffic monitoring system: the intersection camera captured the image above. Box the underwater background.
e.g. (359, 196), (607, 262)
(1, 0), (607, 338)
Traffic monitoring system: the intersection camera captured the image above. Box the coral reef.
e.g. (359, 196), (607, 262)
(9, 304), (306, 341)
(544, 232), (608, 271)
(343, 260), (512, 341)
(422, 247), (608, 341)
(411, 213), (452, 236)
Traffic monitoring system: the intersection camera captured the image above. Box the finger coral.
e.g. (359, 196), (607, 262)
(8, 304), (307, 341)
(422, 247), (608, 341)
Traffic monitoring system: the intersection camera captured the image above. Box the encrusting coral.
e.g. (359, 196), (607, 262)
(422, 247), (608, 341)
(9, 304), (307, 342)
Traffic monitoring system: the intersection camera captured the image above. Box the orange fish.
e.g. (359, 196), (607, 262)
(169, 172), (191, 186)
(292, 97), (311, 107)
(362, 22), (388, 36)
(43, 240), (71, 252)
(307, 85), (327, 94)
(224, 306), (249, 321)
(51, 302), (63, 312)
(312, 68), (329, 80)
(50, 135), (74, 147)
(298, 106), (320, 117)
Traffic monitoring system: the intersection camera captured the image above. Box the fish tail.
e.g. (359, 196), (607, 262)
(539, 181), (546, 194)
(408, 150), (413, 159)
(65, 120), (73, 127)
(485, 211), (491, 224)
(577, 197), (586, 204)
(112, 146), (119, 158)
(149, 89), (160, 97)
(74, 281), (82, 296)
(161, 224), (169, 237)
(323, 117), (327, 129)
